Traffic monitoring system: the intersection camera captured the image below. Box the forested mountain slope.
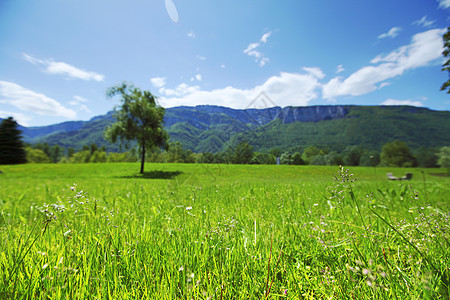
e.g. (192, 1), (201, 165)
(10, 105), (450, 153)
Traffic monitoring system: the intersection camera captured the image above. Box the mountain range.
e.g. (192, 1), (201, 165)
(6, 105), (450, 153)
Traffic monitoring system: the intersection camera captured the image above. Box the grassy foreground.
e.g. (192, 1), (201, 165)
(0, 163), (449, 299)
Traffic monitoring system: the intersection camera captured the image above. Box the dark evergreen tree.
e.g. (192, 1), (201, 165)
(0, 117), (27, 164)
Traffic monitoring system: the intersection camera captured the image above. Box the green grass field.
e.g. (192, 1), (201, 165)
(0, 163), (449, 299)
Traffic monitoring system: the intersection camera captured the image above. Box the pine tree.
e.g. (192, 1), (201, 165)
(0, 117), (27, 164)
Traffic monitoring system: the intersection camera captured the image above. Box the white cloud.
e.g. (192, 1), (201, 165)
(378, 27), (402, 39)
(22, 53), (104, 81)
(159, 83), (201, 97)
(260, 31), (272, 43)
(73, 95), (88, 103)
(187, 31), (196, 38)
(244, 43), (262, 58)
(0, 110), (32, 126)
(70, 96), (91, 113)
(413, 15), (435, 28)
(374, 28), (445, 68)
(196, 55), (206, 61)
(23, 53), (44, 65)
(0, 81), (77, 118)
(336, 65), (345, 73)
(259, 57), (269, 67)
(158, 70), (323, 108)
(244, 31), (272, 67)
(323, 28), (446, 99)
(150, 77), (167, 88)
(46, 62), (104, 81)
(438, 0), (450, 8)
(190, 73), (202, 82)
(78, 104), (91, 113)
(303, 67), (325, 79)
(381, 98), (424, 107)
(378, 82), (391, 89)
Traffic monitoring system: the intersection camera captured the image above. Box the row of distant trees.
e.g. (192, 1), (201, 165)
(19, 138), (450, 170)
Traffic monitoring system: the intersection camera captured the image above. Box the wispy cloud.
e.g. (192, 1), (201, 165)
(22, 53), (104, 81)
(72, 95), (88, 103)
(260, 31), (272, 43)
(187, 31), (196, 38)
(323, 28), (446, 99)
(150, 77), (167, 88)
(190, 73), (202, 82)
(378, 27), (402, 39)
(0, 81), (76, 118)
(381, 98), (424, 107)
(159, 83), (201, 97)
(413, 15), (435, 28)
(336, 65), (345, 74)
(438, 0), (450, 8)
(158, 68), (324, 108)
(244, 31), (272, 67)
(302, 67), (325, 79)
(69, 96), (91, 113)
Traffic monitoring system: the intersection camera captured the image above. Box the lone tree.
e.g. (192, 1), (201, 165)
(105, 82), (169, 174)
(0, 117), (27, 165)
(441, 27), (450, 93)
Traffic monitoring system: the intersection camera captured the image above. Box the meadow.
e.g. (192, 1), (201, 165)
(0, 163), (448, 299)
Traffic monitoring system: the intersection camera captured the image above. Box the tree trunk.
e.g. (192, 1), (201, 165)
(140, 144), (146, 174)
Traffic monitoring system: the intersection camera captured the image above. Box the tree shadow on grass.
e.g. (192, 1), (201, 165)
(429, 172), (450, 177)
(119, 170), (183, 180)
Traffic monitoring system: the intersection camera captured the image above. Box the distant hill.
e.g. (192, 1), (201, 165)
(10, 105), (450, 153)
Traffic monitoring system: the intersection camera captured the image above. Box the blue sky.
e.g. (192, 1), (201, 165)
(0, 0), (449, 126)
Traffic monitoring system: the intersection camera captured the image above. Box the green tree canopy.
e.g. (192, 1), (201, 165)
(280, 152), (293, 165)
(105, 82), (169, 174)
(380, 140), (417, 167)
(230, 141), (254, 164)
(90, 150), (107, 163)
(301, 145), (322, 164)
(25, 147), (50, 163)
(441, 27), (450, 93)
(70, 150), (91, 163)
(342, 145), (363, 166)
(251, 152), (275, 165)
(437, 146), (450, 174)
(0, 117), (27, 165)
(166, 142), (195, 163)
(291, 152), (304, 165)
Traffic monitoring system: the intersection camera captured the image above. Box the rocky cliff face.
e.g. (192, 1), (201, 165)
(164, 105), (351, 128)
(276, 105), (351, 123)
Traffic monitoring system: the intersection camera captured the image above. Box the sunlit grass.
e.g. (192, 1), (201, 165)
(0, 163), (448, 298)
